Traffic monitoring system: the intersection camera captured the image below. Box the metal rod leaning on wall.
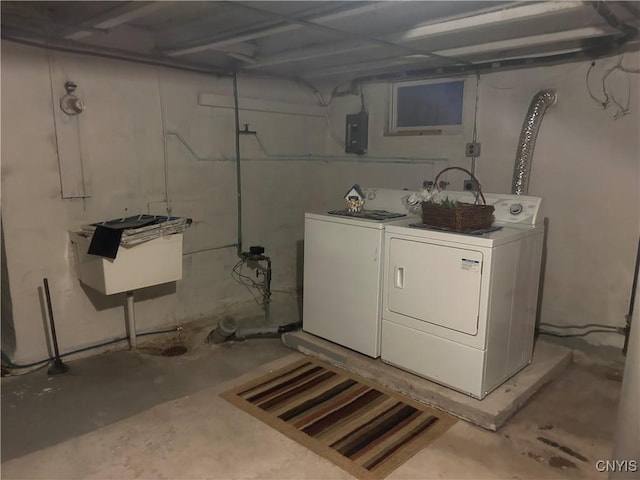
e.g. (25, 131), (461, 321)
(43, 278), (70, 375)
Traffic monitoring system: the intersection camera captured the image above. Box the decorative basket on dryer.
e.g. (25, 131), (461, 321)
(421, 167), (495, 232)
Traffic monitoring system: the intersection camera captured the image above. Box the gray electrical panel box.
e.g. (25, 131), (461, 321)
(345, 112), (368, 154)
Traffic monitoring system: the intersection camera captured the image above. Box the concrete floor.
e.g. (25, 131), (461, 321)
(1, 326), (625, 480)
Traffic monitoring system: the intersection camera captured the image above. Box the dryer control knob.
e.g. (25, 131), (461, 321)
(509, 203), (523, 215)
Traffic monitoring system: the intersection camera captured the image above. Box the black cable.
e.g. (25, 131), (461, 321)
(538, 329), (624, 338)
(586, 62), (608, 108)
(232, 72), (243, 258)
(539, 322), (621, 330)
(231, 260), (267, 308)
(1, 326), (182, 371)
(232, 260), (263, 290)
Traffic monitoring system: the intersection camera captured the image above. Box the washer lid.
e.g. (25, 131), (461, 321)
(327, 209), (407, 221)
(305, 211), (418, 229)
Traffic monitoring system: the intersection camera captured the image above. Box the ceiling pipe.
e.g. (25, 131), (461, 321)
(348, 38), (633, 85)
(591, 0), (639, 39)
(511, 89), (557, 195)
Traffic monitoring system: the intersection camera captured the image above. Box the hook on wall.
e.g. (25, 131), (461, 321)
(60, 80), (85, 116)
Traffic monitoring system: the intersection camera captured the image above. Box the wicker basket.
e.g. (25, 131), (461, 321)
(421, 167), (494, 232)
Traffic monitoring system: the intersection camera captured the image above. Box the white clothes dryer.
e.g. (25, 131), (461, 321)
(381, 192), (544, 399)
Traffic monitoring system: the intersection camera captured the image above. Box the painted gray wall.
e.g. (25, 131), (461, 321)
(2, 40), (638, 364)
(325, 58), (640, 348)
(0, 42), (432, 364)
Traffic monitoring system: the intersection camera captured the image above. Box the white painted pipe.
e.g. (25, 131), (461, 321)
(125, 291), (136, 349)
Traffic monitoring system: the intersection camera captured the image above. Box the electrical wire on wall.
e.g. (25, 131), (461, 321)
(230, 258), (271, 320)
(327, 82), (366, 149)
(46, 49), (63, 192)
(155, 70), (172, 216)
(586, 52), (640, 120)
(232, 72), (244, 257)
(470, 71), (481, 176)
(326, 97), (346, 149)
(295, 77), (362, 149)
(537, 321), (625, 338)
(1, 326), (182, 376)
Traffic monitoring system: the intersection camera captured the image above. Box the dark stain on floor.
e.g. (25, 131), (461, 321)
(527, 452), (545, 464)
(538, 424), (554, 430)
(537, 436), (589, 462)
(549, 456), (578, 469)
(605, 371), (623, 382)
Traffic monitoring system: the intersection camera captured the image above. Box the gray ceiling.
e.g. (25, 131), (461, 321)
(2, 1), (639, 85)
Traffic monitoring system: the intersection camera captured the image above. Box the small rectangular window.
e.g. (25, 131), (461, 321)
(389, 78), (466, 134)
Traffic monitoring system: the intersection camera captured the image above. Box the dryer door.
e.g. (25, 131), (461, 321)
(387, 238), (483, 335)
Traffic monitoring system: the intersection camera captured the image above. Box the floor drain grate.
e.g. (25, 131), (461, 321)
(162, 345), (188, 357)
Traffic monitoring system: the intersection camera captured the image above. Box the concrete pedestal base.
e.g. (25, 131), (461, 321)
(282, 331), (572, 431)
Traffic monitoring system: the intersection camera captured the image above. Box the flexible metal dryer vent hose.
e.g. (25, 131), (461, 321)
(511, 89), (557, 195)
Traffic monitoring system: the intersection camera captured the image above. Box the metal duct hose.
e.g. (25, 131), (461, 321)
(511, 89), (557, 195)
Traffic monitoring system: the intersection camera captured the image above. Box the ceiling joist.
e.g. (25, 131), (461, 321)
(246, 2), (596, 71)
(1, 1), (638, 84)
(165, 2), (397, 58)
(65, 2), (172, 40)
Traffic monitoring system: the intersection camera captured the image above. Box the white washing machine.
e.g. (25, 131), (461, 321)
(303, 188), (419, 358)
(381, 191), (544, 399)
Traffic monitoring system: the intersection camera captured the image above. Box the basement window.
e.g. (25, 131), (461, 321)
(389, 78), (466, 135)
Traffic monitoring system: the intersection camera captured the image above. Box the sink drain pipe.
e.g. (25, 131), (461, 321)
(208, 317), (301, 344)
(126, 291), (136, 349)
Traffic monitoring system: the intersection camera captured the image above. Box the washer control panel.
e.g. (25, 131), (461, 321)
(429, 191), (543, 225)
(491, 196), (542, 225)
(509, 203), (523, 215)
(357, 188), (542, 224)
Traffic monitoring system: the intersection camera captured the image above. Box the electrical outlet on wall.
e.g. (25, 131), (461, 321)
(464, 179), (479, 191)
(465, 142), (481, 157)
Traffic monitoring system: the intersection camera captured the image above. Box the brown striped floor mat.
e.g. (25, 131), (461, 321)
(220, 357), (457, 480)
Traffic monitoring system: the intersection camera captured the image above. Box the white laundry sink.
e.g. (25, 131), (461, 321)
(69, 231), (183, 295)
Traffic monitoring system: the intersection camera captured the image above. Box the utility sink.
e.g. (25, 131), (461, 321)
(70, 231), (183, 295)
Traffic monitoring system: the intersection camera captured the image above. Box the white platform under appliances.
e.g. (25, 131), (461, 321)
(303, 188), (416, 358)
(381, 192), (544, 399)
